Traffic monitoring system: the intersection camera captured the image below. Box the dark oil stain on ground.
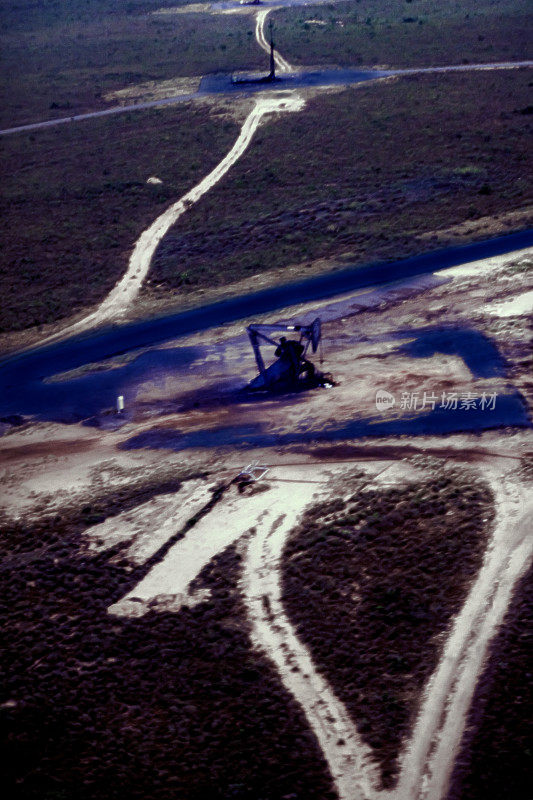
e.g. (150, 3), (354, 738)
(0, 234), (531, 433)
(120, 391), (529, 452)
(198, 68), (390, 95)
(392, 327), (507, 378)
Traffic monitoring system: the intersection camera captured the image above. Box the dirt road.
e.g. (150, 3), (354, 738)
(2, 4), (532, 794)
(255, 8), (294, 73)
(73, 452), (531, 800)
(35, 94), (304, 346)
(1, 61), (530, 138)
(241, 464), (380, 800)
(393, 472), (533, 800)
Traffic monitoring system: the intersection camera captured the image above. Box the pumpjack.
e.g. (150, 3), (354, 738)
(246, 317), (333, 392)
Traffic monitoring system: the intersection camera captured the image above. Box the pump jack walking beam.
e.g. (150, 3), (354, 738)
(246, 319), (322, 380)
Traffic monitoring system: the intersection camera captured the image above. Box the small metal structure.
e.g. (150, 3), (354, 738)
(246, 317), (331, 391)
(236, 462), (270, 482)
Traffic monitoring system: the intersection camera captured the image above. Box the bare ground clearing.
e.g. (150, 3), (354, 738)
(1, 242), (532, 797)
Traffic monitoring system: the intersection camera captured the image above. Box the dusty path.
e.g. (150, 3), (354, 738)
(255, 8), (294, 73)
(102, 462), (380, 797)
(85, 479), (212, 564)
(2, 61), (530, 138)
(4, 407), (532, 797)
(37, 93), (304, 346)
(239, 464), (533, 800)
(0, 93), (198, 137)
(393, 60), (533, 76)
(241, 468), (380, 800)
(394, 473), (533, 800)
(107, 468), (312, 619)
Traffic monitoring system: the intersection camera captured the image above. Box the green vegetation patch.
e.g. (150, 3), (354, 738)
(274, 0), (532, 68)
(0, 103), (240, 333)
(282, 467), (493, 788)
(150, 70), (532, 295)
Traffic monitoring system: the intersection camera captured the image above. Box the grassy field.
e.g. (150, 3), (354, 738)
(0, 103), (240, 333)
(274, 0), (532, 68)
(1, 1), (531, 337)
(149, 69), (532, 294)
(0, 0), (263, 127)
(1, 68), (531, 336)
(1, 0), (531, 128)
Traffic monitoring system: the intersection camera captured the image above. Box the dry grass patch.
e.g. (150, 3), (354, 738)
(282, 467), (494, 788)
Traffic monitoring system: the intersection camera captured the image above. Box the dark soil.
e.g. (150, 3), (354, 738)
(0, 498), (336, 799)
(281, 468), (494, 789)
(446, 561), (533, 800)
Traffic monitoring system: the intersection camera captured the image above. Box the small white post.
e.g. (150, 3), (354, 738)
(116, 395), (125, 414)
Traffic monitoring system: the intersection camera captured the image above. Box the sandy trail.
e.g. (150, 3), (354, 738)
(240, 463), (533, 800)
(241, 466), (380, 800)
(3, 422), (531, 796)
(37, 93), (304, 347)
(394, 60), (533, 76)
(393, 473), (533, 800)
(108, 470), (311, 618)
(255, 9), (294, 73)
(1, 61), (531, 138)
(84, 479), (211, 563)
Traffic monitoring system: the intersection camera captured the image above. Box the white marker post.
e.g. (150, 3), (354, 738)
(116, 395), (125, 414)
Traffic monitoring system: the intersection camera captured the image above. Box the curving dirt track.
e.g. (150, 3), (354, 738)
(255, 8), (294, 73)
(72, 451), (531, 800)
(36, 93), (304, 346)
(236, 462), (533, 800)
(241, 466), (379, 800)
(393, 472), (533, 800)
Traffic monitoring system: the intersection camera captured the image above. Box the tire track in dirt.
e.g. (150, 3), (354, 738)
(240, 463), (533, 800)
(255, 9), (294, 73)
(241, 469), (380, 800)
(97, 460), (533, 800)
(393, 472), (533, 800)
(84, 479), (211, 562)
(1, 61), (530, 138)
(107, 471), (311, 619)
